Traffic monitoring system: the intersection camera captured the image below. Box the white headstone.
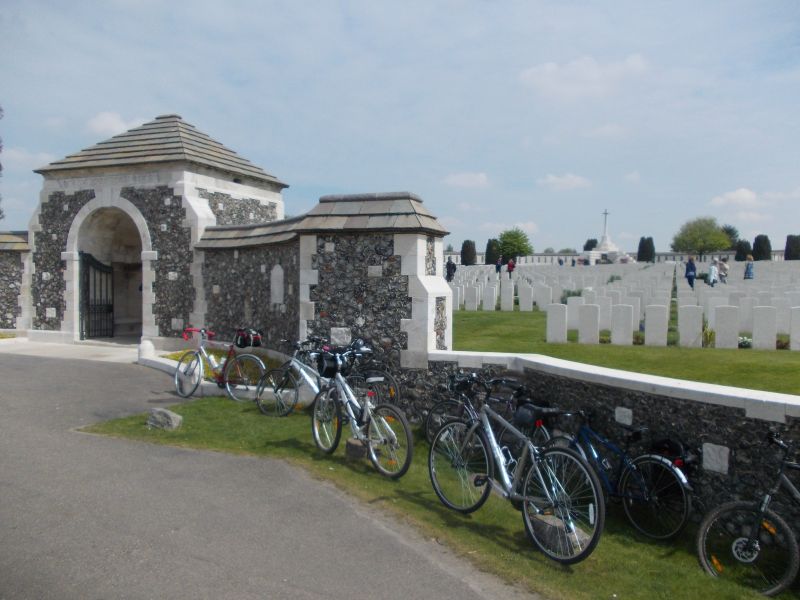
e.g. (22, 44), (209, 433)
(500, 284), (514, 311)
(578, 304), (600, 344)
(546, 303), (568, 343)
(678, 305), (703, 348)
(611, 304), (633, 345)
(739, 296), (756, 333)
(567, 296), (585, 329)
(533, 283), (552, 308)
(482, 286), (497, 311)
(714, 305), (739, 349)
(644, 305), (668, 346)
(597, 296), (612, 330)
(465, 286), (479, 311)
(518, 283), (534, 311)
(752, 306), (777, 350)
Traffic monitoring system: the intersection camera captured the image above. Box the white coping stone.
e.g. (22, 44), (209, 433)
(702, 443), (730, 474)
(678, 304), (703, 348)
(615, 406), (633, 426)
(518, 284), (534, 311)
(532, 283), (552, 307)
(367, 265), (383, 277)
(644, 305), (668, 346)
(739, 297), (756, 333)
(500, 284), (514, 311)
(714, 306), (739, 349)
(578, 304), (599, 344)
(546, 303), (567, 343)
(465, 286), (479, 311)
(482, 285), (497, 311)
(607, 290), (621, 305)
(566, 296), (584, 329)
(753, 306), (777, 350)
(329, 327), (351, 346)
(597, 296), (612, 330)
(792, 307), (800, 351)
(611, 304), (633, 345)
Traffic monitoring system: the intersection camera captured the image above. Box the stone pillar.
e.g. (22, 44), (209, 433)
(60, 251), (81, 340)
(644, 305), (668, 346)
(678, 305), (703, 348)
(546, 303), (567, 343)
(714, 306), (739, 349)
(578, 304), (599, 344)
(752, 306), (777, 350)
(611, 304), (633, 345)
(141, 250), (159, 338)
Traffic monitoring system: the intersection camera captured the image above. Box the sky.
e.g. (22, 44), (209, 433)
(1, 1), (799, 253)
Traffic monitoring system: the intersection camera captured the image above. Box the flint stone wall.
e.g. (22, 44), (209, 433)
(202, 241), (299, 345)
(198, 189), (277, 226)
(0, 251), (23, 328)
(425, 236), (436, 276)
(308, 233), (409, 370)
(435, 297), (447, 350)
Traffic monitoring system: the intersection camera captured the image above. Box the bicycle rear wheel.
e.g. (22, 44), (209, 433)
(256, 368), (299, 416)
(174, 351), (202, 398)
(425, 399), (466, 444)
(619, 455), (691, 540)
(696, 500), (799, 596)
(223, 353), (265, 402)
(311, 387), (342, 454)
(356, 367), (401, 405)
(522, 447), (605, 564)
(428, 421), (494, 513)
(366, 404), (413, 479)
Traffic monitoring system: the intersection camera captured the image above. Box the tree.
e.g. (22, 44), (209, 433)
(636, 236), (655, 262)
(583, 238), (598, 251)
(498, 227), (533, 259)
(784, 235), (800, 260)
(721, 224), (739, 250)
(670, 217), (730, 260)
(558, 247), (577, 254)
(734, 239), (752, 261)
(543, 247), (555, 254)
(752, 234), (772, 261)
(484, 238), (501, 265)
(460, 240), (477, 266)
(445, 243), (453, 252)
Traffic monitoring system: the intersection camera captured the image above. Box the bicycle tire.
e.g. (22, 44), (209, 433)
(428, 420), (494, 514)
(544, 434), (588, 461)
(311, 387), (342, 454)
(356, 367), (401, 405)
(367, 403), (413, 479)
(522, 446), (605, 565)
(256, 368), (299, 416)
(174, 351), (202, 398)
(425, 399), (466, 444)
(223, 353), (266, 402)
(696, 500), (799, 596)
(619, 455), (691, 540)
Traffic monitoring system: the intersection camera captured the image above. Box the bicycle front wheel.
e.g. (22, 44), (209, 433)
(428, 421), (494, 513)
(174, 351), (202, 398)
(366, 404), (413, 479)
(257, 368), (299, 416)
(619, 455), (691, 540)
(522, 447), (605, 564)
(224, 354), (266, 402)
(425, 399), (465, 444)
(311, 387), (342, 454)
(696, 500), (799, 596)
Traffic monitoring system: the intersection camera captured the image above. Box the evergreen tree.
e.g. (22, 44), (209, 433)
(636, 237), (647, 262)
(785, 235), (800, 260)
(583, 238), (598, 251)
(646, 237), (656, 262)
(484, 238), (501, 265)
(734, 239), (752, 261)
(752, 234), (772, 261)
(460, 240), (477, 266)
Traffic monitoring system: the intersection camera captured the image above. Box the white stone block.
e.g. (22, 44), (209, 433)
(546, 303), (568, 343)
(583, 290), (597, 305)
(329, 327), (351, 346)
(45, 307), (56, 319)
(727, 291), (746, 307)
(566, 296), (584, 329)
(367, 265), (383, 278)
(578, 304), (599, 344)
(702, 443), (730, 475)
(644, 305), (668, 346)
(757, 291), (773, 307)
(752, 306), (777, 350)
(614, 406), (633, 426)
(678, 304), (703, 348)
(714, 306), (739, 349)
(611, 304), (633, 345)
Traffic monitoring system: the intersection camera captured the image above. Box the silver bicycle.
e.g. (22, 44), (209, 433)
(311, 346), (413, 479)
(256, 337), (326, 417)
(428, 389), (606, 564)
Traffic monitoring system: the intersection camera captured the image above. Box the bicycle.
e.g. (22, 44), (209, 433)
(311, 344), (414, 479)
(428, 388), (605, 564)
(696, 431), (799, 597)
(256, 337), (326, 417)
(174, 327), (266, 402)
(348, 339), (402, 407)
(545, 410), (692, 540)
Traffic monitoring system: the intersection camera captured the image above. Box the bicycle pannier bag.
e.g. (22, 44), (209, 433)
(318, 353), (338, 378)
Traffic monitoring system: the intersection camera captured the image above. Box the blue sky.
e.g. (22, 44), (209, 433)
(1, 0), (799, 252)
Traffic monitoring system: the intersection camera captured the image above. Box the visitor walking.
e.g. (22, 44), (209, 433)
(718, 258), (729, 284)
(495, 256), (502, 275)
(685, 256), (697, 290)
(744, 254), (755, 280)
(445, 257), (456, 282)
(707, 260), (719, 287)
(507, 258), (515, 274)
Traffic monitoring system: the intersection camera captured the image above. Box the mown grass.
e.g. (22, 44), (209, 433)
(454, 309), (800, 395)
(84, 398), (775, 600)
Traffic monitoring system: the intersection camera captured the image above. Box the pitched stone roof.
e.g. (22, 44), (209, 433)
(195, 192), (448, 249)
(35, 114), (287, 188)
(0, 231), (29, 251)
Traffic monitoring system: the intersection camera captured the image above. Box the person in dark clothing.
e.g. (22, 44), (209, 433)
(685, 256), (697, 289)
(445, 257), (457, 282)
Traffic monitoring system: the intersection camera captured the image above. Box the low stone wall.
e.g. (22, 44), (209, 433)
(398, 350), (800, 532)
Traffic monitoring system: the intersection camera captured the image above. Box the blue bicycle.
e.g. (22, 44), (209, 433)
(545, 409), (692, 540)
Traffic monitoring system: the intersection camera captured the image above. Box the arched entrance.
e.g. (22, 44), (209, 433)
(75, 207), (143, 340)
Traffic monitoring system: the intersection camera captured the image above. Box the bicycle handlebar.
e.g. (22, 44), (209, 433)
(182, 327), (215, 341)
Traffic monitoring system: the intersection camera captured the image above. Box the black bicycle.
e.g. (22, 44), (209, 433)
(696, 431), (799, 597)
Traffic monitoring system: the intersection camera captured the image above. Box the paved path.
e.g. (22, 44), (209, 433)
(0, 341), (536, 600)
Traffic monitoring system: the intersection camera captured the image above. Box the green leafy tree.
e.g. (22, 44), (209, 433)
(670, 217), (730, 261)
(784, 235), (800, 260)
(558, 247), (577, 254)
(721, 224), (739, 250)
(543, 247), (554, 254)
(734, 239), (752, 261)
(484, 238), (501, 265)
(752, 234), (772, 261)
(460, 240), (477, 266)
(498, 227), (533, 259)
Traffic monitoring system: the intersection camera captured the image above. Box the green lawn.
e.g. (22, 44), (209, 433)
(453, 309), (800, 395)
(85, 398), (775, 600)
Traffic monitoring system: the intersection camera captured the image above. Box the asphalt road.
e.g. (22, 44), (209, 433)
(0, 350), (536, 600)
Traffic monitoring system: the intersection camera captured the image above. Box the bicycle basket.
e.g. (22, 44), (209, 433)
(248, 328), (262, 347)
(317, 353), (338, 378)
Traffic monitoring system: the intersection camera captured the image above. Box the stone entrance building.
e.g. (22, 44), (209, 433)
(0, 115), (452, 366)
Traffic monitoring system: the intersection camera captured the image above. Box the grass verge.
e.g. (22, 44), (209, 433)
(84, 397), (770, 600)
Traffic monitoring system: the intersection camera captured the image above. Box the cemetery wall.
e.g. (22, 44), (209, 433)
(197, 188), (278, 226)
(0, 250), (23, 329)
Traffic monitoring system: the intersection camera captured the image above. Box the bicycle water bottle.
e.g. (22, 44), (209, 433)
(208, 354), (220, 369)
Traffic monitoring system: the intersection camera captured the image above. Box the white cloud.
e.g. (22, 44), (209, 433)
(537, 173), (591, 191)
(516, 221), (539, 235)
(710, 187), (762, 208)
(3, 148), (57, 171)
(86, 112), (147, 137)
(624, 171), (641, 183)
(443, 172), (489, 189)
(585, 123), (627, 138)
(519, 54), (647, 100)
(734, 211), (770, 222)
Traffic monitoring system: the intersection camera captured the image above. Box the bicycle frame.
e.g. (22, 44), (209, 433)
(762, 455), (800, 511)
(196, 343), (236, 384)
(330, 360), (397, 445)
(288, 354), (324, 395)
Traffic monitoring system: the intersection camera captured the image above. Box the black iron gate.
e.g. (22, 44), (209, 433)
(80, 252), (114, 339)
